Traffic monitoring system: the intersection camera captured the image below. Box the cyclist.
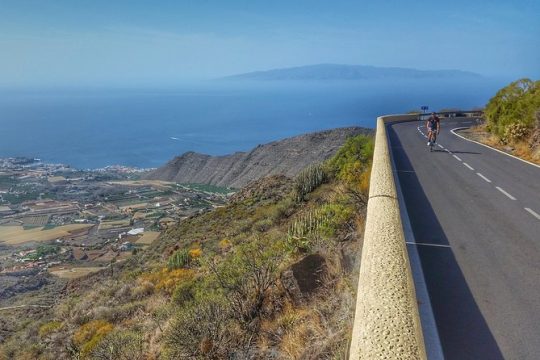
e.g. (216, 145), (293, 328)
(426, 112), (440, 146)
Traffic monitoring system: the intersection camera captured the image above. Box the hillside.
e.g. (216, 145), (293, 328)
(222, 63), (482, 81)
(144, 127), (370, 188)
(0, 135), (374, 359)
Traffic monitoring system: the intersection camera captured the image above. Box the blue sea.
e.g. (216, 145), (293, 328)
(0, 79), (505, 169)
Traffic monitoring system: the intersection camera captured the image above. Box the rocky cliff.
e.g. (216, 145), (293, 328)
(144, 127), (371, 188)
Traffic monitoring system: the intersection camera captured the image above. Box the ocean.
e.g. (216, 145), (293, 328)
(0, 79), (505, 169)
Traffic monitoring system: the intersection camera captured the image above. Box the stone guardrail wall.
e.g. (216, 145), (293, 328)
(349, 114), (426, 360)
(349, 111), (482, 359)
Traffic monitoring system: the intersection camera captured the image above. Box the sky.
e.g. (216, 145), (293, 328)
(0, 0), (538, 87)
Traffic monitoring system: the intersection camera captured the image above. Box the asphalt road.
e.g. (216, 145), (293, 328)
(388, 117), (540, 360)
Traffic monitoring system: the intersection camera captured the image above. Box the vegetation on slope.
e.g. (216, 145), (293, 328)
(0, 135), (374, 360)
(482, 78), (540, 161)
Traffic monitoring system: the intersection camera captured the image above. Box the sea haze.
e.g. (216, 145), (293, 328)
(0, 79), (504, 169)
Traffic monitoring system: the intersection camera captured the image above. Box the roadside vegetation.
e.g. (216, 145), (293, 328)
(473, 78), (540, 163)
(0, 135), (374, 359)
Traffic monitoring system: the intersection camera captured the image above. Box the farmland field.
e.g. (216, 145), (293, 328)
(19, 215), (49, 226)
(49, 266), (103, 279)
(0, 224), (93, 245)
(99, 219), (131, 230)
(136, 231), (160, 245)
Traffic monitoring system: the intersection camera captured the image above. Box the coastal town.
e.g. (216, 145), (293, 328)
(0, 157), (231, 296)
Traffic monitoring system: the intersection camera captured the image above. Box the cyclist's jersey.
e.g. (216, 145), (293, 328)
(427, 116), (439, 130)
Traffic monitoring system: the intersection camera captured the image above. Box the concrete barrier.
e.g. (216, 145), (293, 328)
(349, 114), (426, 359)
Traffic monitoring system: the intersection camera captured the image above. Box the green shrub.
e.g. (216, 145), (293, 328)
(318, 203), (355, 238)
(327, 135), (374, 183)
(95, 302), (145, 323)
(164, 296), (237, 359)
(210, 239), (284, 326)
(270, 196), (296, 222)
(90, 330), (144, 360)
(485, 78), (540, 138)
(172, 276), (197, 305)
(253, 218), (273, 232)
(38, 320), (63, 338)
(73, 320), (114, 358)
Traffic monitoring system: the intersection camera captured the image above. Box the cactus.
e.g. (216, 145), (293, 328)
(293, 163), (327, 202)
(286, 208), (330, 251)
(168, 249), (191, 269)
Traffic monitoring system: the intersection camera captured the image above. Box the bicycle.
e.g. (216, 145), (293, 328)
(427, 130), (438, 152)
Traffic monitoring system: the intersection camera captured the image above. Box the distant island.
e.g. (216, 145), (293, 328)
(222, 63), (482, 81)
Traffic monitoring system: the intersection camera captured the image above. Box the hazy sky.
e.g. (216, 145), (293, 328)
(1, 0), (538, 86)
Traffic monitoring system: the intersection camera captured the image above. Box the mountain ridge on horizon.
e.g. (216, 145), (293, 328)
(222, 63), (482, 81)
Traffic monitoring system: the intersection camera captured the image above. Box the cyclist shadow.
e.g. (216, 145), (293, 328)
(388, 126), (504, 360)
(445, 150), (482, 155)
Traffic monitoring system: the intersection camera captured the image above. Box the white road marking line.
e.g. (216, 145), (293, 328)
(451, 127), (540, 169)
(463, 163), (474, 170)
(476, 173), (492, 183)
(445, 149), (452, 154)
(437, 144), (444, 149)
(453, 155), (462, 161)
(496, 186), (517, 200)
(524, 208), (540, 220)
(406, 242), (451, 248)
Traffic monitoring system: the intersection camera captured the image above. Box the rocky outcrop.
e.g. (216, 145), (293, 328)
(281, 254), (328, 304)
(144, 127), (370, 188)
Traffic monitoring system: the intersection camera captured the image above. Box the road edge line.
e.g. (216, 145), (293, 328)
(450, 127), (540, 169)
(388, 123), (445, 360)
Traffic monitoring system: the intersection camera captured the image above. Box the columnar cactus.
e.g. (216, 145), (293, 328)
(168, 249), (191, 269)
(293, 163), (327, 202)
(287, 208), (330, 250)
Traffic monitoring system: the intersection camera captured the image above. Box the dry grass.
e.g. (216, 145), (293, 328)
(513, 141), (540, 163)
(136, 231), (160, 245)
(0, 224), (93, 245)
(278, 306), (326, 359)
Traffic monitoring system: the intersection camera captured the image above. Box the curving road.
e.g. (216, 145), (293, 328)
(388, 117), (540, 360)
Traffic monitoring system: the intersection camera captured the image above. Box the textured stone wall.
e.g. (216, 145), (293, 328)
(349, 114), (426, 360)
